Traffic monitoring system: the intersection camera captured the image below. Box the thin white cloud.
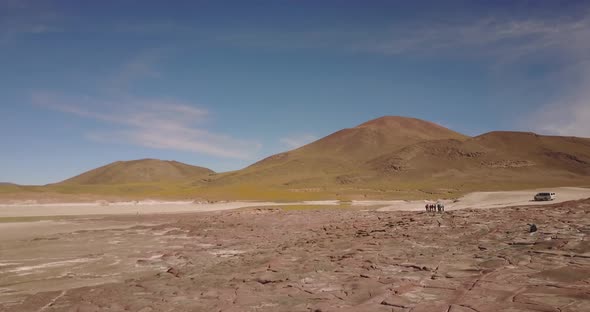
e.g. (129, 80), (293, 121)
(342, 12), (589, 137)
(391, 17), (578, 62)
(55, 11), (588, 63)
(0, 2), (60, 43)
(530, 61), (590, 137)
(19, 8), (590, 140)
(516, 15), (590, 138)
(280, 134), (318, 149)
(108, 50), (165, 91)
(209, 15), (589, 61)
(33, 92), (261, 159)
(0, 21), (60, 43)
(534, 101), (590, 138)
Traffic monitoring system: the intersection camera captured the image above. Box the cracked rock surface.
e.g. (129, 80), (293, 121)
(1, 200), (590, 312)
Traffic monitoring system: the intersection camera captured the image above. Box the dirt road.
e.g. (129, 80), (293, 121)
(375, 186), (590, 211)
(1, 187), (589, 218)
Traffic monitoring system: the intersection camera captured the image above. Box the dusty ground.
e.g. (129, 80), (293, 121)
(375, 187), (590, 211)
(1, 197), (589, 312)
(1, 187), (589, 218)
(0, 201), (291, 218)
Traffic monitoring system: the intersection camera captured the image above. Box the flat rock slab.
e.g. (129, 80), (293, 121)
(1, 199), (590, 312)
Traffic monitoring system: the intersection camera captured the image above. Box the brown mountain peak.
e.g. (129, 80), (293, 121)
(60, 159), (214, 185)
(357, 115), (437, 128)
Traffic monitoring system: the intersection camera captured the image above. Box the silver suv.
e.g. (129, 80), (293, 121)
(534, 192), (556, 201)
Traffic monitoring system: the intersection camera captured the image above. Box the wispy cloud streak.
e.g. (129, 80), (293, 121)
(0, 1), (60, 43)
(280, 134), (318, 149)
(212, 13), (590, 136)
(33, 92), (261, 159)
(209, 15), (589, 61)
(530, 61), (590, 137)
(108, 50), (165, 92)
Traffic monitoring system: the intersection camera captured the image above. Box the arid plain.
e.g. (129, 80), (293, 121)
(1, 187), (590, 312)
(4, 0), (590, 310)
(2, 117), (590, 311)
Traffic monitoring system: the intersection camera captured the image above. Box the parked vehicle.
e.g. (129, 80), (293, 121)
(534, 192), (556, 201)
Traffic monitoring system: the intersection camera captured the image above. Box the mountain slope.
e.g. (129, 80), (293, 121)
(213, 116), (469, 187)
(60, 159), (214, 185)
(252, 116), (466, 169)
(209, 118), (590, 198)
(364, 131), (590, 187)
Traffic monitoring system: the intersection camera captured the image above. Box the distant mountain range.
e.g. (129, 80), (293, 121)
(4, 116), (590, 200)
(204, 116), (590, 198)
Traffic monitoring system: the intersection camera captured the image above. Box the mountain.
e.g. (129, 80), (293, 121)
(4, 116), (589, 201)
(212, 116), (469, 187)
(60, 159), (214, 185)
(208, 117), (590, 198)
(254, 116), (466, 166)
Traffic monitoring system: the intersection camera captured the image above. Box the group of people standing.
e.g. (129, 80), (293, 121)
(425, 202), (445, 213)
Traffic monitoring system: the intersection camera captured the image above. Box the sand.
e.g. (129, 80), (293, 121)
(1, 187), (588, 218)
(0, 201), (286, 218)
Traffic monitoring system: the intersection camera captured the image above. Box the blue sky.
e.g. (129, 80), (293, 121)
(1, 0), (590, 185)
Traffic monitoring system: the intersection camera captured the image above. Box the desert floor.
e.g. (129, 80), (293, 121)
(1, 187), (590, 218)
(1, 188), (589, 312)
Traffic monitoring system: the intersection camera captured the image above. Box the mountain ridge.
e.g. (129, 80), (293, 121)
(206, 116), (590, 197)
(3, 115), (590, 200)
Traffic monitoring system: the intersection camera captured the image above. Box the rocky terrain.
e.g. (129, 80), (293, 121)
(1, 198), (589, 312)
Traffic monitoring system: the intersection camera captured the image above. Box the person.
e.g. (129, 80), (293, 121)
(425, 203), (429, 212)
